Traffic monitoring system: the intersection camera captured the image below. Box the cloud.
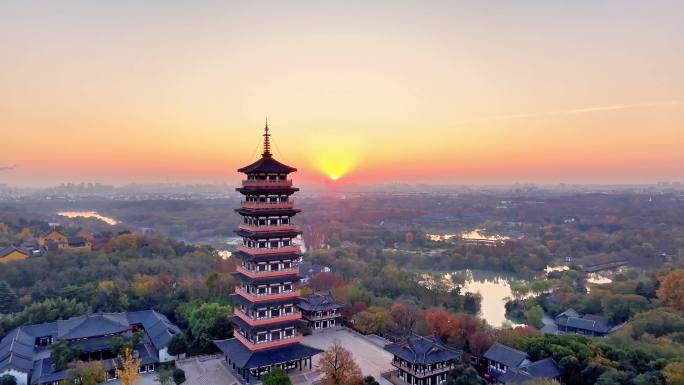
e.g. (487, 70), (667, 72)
(567, 100), (684, 114)
(461, 99), (684, 124)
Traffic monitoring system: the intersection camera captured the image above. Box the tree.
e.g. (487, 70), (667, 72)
(595, 370), (631, 385)
(526, 305), (544, 328)
(445, 363), (482, 385)
(318, 341), (363, 385)
(172, 368), (186, 385)
(663, 362), (684, 385)
(50, 341), (82, 371)
(363, 376), (380, 385)
(115, 348), (141, 385)
(0, 374), (17, 385)
(262, 367), (292, 385)
(167, 332), (189, 358)
(0, 281), (19, 314)
(155, 366), (174, 385)
(185, 302), (233, 352)
(67, 360), (105, 385)
(657, 269), (684, 310)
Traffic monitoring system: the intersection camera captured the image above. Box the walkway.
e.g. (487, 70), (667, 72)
(177, 355), (238, 385)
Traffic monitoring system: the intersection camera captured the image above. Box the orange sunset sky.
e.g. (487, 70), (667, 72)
(1, 1), (683, 187)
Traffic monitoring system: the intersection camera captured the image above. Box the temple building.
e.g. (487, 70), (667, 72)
(0, 310), (181, 385)
(215, 122), (322, 383)
(384, 335), (462, 385)
(298, 292), (344, 332)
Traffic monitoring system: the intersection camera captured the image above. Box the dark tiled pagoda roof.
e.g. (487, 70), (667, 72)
(298, 292), (344, 312)
(238, 156), (297, 174)
(230, 294), (297, 309)
(231, 272), (301, 285)
(235, 228), (301, 239)
(232, 250), (301, 263)
(229, 316), (302, 333)
(384, 335), (462, 365)
(214, 338), (321, 369)
(483, 343), (529, 368)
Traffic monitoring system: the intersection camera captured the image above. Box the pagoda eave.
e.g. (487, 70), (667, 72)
(234, 229), (302, 239)
(234, 208), (301, 216)
(232, 250), (301, 262)
(231, 271), (302, 285)
(236, 187), (299, 194)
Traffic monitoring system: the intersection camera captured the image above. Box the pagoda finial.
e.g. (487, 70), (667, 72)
(262, 117), (272, 157)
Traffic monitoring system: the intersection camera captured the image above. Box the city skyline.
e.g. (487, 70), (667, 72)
(1, 1), (683, 187)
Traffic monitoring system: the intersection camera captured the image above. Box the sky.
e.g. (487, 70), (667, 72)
(1, 0), (683, 187)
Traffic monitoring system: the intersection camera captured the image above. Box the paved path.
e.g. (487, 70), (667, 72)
(177, 356), (238, 385)
(304, 329), (394, 385)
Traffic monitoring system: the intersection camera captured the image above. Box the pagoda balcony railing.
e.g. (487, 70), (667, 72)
(303, 313), (341, 321)
(240, 201), (294, 209)
(391, 360), (453, 378)
(234, 331), (303, 351)
(238, 224), (299, 233)
(235, 288), (301, 302)
(234, 309), (302, 326)
(242, 179), (293, 188)
(236, 266), (300, 279)
(237, 245), (300, 256)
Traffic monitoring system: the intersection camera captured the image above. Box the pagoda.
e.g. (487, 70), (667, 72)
(215, 122), (322, 383)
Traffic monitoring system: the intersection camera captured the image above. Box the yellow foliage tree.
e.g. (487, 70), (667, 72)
(115, 348), (141, 385)
(664, 362), (684, 385)
(657, 269), (684, 311)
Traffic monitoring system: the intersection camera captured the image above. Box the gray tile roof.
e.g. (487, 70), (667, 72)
(0, 309), (179, 379)
(483, 343), (528, 368)
(384, 335), (462, 365)
(298, 292), (344, 312)
(0, 246), (29, 259)
(57, 312), (129, 340)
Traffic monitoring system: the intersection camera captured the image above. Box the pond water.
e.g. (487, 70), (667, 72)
(427, 229), (511, 242)
(420, 269), (527, 328)
(58, 211), (118, 225)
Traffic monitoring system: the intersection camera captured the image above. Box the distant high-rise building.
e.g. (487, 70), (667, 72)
(215, 122), (321, 383)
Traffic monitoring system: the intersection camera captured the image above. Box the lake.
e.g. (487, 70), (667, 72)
(420, 269), (527, 328)
(58, 211), (118, 225)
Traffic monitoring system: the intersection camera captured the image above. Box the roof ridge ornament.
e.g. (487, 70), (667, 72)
(262, 118), (272, 157)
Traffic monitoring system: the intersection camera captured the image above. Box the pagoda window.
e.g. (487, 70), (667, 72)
(257, 332), (267, 342)
(269, 218), (278, 225)
(258, 241), (267, 248)
(284, 305), (293, 314)
(283, 261), (291, 269)
(284, 327), (294, 337)
(283, 283), (292, 291)
(258, 263), (267, 271)
(258, 218), (267, 226)
(271, 309), (280, 317)
(270, 262), (279, 271)
(257, 310), (267, 318)
(282, 239), (291, 246)
(281, 217), (289, 224)
(257, 286), (267, 295)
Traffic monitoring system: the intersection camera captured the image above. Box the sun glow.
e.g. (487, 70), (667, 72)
(310, 141), (360, 183)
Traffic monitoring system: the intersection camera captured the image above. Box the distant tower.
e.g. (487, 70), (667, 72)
(215, 121), (321, 383)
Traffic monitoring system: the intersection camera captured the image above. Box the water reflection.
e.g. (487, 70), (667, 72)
(58, 211), (118, 225)
(420, 269), (527, 328)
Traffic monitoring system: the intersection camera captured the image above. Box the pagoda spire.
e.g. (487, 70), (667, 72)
(262, 118), (272, 157)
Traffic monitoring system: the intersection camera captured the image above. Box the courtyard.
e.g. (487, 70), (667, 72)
(304, 329), (395, 385)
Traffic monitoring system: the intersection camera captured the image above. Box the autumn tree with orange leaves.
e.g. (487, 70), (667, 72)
(319, 341), (363, 385)
(657, 269), (684, 310)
